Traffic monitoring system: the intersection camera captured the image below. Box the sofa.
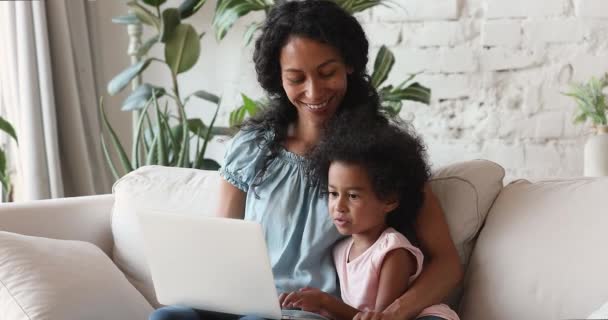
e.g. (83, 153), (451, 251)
(1, 160), (607, 320)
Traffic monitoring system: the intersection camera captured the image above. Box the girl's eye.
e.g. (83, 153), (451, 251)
(348, 193), (359, 200)
(328, 191), (338, 198)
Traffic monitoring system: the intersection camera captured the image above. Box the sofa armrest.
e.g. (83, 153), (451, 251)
(0, 194), (115, 256)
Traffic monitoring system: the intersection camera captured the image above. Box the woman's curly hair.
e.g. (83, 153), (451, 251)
(241, 0), (381, 191)
(307, 111), (431, 238)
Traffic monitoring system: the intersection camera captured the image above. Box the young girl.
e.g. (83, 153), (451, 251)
(280, 114), (460, 320)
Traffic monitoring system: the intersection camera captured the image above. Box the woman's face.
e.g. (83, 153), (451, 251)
(279, 36), (351, 127)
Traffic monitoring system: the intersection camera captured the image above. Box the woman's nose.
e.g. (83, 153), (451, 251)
(304, 78), (322, 100)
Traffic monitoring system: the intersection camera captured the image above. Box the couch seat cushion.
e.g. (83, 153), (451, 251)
(0, 231), (152, 320)
(460, 177), (608, 320)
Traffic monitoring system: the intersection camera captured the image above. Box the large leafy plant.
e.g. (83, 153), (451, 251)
(564, 73), (608, 127)
(103, 0), (224, 180)
(0, 116), (17, 202)
(224, 0), (431, 126)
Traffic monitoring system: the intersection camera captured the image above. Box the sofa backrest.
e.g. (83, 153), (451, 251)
(111, 166), (222, 307)
(111, 161), (505, 308)
(460, 177), (608, 319)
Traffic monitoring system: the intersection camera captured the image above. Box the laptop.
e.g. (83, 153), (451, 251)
(137, 209), (328, 320)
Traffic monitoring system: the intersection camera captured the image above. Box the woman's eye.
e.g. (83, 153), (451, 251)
(348, 193), (359, 199)
(320, 70), (336, 78)
(328, 191), (338, 198)
(287, 78), (304, 84)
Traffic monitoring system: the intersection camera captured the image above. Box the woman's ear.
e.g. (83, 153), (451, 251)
(346, 66), (354, 75)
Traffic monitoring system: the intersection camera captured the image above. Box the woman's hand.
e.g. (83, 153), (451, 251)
(280, 287), (328, 313)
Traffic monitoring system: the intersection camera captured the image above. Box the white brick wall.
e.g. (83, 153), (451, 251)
(177, 0), (606, 181)
(363, 0), (599, 181)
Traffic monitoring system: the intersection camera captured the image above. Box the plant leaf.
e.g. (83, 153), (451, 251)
(100, 134), (120, 181)
(107, 58), (153, 96)
(213, 0), (267, 41)
(384, 82), (431, 105)
(153, 97), (168, 165)
(112, 14), (139, 25)
(127, 1), (160, 29)
(191, 90), (220, 104)
(371, 46), (395, 89)
(100, 98), (133, 174)
(243, 21), (261, 46)
(187, 118), (209, 138)
(0, 149), (6, 176)
(200, 159), (220, 170)
(137, 35), (160, 57)
(160, 8), (181, 43)
(0, 116), (18, 144)
(132, 100), (154, 169)
(179, 0), (207, 19)
(122, 84), (166, 111)
(165, 23), (200, 74)
(142, 0), (167, 6)
(335, 0), (383, 13)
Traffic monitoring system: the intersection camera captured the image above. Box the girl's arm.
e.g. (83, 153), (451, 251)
(375, 248), (417, 311)
(216, 179), (246, 219)
(282, 288), (360, 320)
(381, 184), (463, 320)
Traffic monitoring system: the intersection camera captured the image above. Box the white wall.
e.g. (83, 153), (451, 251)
(96, 0), (608, 181)
(90, 0), (133, 173)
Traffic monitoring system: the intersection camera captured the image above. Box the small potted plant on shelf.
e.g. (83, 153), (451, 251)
(564, 73), (608, 176)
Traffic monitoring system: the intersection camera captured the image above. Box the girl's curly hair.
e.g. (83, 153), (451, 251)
(307, 110), (431, 238)
(241, 0), (381, 192)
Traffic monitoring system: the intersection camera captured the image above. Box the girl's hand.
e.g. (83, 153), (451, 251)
(280, 287), (328, 313)
(353, 311), (399, 320)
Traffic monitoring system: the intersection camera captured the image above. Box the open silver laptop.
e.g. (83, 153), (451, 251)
(138, 210), (327, 320)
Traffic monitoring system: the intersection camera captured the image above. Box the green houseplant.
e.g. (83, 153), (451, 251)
(0, 116), (18, 202)
(564, 73), (608, 176)
(103, 0), (225, 180)
(564, 74), (608, 127)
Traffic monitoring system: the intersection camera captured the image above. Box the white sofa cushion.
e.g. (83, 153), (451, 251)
(111, 165), (222, 306)
(460, 177), (608, 320)
(0, 231), (152, 320)
(429, 159), (505, 308)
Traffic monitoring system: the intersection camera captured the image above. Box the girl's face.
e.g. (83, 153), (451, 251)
(279, 36), (352, 127)
(327, 161), (398, 237)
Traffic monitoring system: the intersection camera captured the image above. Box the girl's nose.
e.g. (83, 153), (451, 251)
(335, 196), (347, 212)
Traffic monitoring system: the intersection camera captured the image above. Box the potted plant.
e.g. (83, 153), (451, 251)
(103, 0), (226, 181)
(564, 73), (608, 176)
(0, 116), (18, 202)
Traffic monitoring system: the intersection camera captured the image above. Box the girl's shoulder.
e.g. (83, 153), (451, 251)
(372, 228), (424, 267)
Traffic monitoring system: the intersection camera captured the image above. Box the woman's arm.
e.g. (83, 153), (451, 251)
(215, 179), (246, 219)
(382, 184), (463, 319)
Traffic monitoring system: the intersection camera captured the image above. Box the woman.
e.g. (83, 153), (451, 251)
(150, 1), (462, 320)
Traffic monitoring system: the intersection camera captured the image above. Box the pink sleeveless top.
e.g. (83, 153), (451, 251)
(333, 228), (459, 320)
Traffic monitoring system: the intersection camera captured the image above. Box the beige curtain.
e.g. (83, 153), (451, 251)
(0, 0), (111, 200)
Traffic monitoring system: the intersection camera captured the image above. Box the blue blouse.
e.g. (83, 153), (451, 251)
(219, 129), (343, 297)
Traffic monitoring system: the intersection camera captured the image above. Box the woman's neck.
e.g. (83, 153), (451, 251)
(284, 120), (324, 155)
